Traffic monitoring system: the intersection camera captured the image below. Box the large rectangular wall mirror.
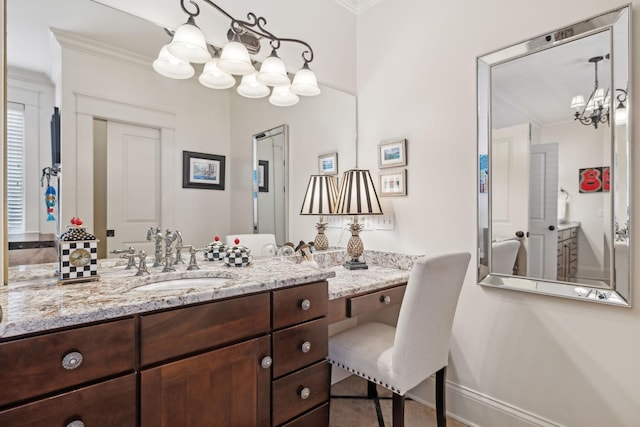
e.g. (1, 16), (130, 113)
(477, 5), (632, 306)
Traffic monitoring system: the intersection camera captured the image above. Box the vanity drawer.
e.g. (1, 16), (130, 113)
(279, 403), (329, 427)
(272, 281), (328, 330)
(0, 318), (135, 407)
(272, 360), (330, 426)
(272, 317), (328, 378)
(348, 284), (406, 318)
(140, 292), (270, 366)
(0, 374), (136, 427)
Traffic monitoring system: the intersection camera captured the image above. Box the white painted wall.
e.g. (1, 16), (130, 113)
(356, 0), (640, 426)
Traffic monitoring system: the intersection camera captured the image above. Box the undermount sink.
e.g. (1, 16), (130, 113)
(133, 277), (229, 291)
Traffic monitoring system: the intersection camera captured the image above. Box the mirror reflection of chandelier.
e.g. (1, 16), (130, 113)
(570, 55), (627, 129)
(570, 56), (610, 129)
(153, 0), (321, 107)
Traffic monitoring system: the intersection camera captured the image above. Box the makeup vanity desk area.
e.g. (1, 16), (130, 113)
(0, 251), (415, 427)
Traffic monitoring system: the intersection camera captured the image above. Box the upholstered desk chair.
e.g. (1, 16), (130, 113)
(328, 252), (471, 427)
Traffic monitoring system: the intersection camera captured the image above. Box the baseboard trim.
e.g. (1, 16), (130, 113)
(407, 377), (564, 427)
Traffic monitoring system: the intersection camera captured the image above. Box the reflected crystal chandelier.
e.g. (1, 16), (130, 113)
(569, 55), (627, 129)
(153, 0), (321, 107)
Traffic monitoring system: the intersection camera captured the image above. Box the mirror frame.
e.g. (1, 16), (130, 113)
(476, 5), (632, 307)
(252, 125), (289, 242)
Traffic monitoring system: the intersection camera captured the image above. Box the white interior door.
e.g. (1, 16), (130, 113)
(528, 143), (559, 280)
(491, 124), (530, 237)
(106, 121), (161, 255)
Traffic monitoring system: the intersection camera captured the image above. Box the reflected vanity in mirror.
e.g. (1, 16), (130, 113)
(477, 5), (632, 306)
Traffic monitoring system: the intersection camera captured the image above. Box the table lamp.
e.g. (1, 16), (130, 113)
(300, 174), (339, 250)
(334, 169), (383, 269)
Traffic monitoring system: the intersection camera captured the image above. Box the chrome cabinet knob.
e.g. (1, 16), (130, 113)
(261, 356), (273, 369)
(66, 420), (85, 427)
(300, 299), (311, 311)
(62, 351), (83, 370)
(300, 387), (310, 400)
(301, 341), (311, 353)
(380, 295), (391, 304)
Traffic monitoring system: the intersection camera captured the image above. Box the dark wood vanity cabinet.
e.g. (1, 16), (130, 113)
(0, 318), (136, 426)
(138, 279), (330, 426)
(0, 280), (330, 426)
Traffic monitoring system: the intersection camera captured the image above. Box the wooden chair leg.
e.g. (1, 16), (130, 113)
(436, 366), (447, 427)
(392, 392), (405, 427)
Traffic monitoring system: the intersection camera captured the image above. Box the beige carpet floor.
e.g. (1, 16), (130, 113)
(329, 375), (468, 427)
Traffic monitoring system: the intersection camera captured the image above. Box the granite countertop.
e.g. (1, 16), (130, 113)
(0, 249), (420, 339)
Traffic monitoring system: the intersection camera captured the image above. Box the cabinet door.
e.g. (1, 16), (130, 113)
(141, 335), (271, 427)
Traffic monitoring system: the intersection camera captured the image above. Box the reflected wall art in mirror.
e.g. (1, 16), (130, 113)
(477, 5), (632, 306)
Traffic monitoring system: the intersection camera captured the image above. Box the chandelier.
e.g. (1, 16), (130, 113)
(570, 56), (609, 129)
(570, 55), (627, 129)
(153, 0), (321, 107)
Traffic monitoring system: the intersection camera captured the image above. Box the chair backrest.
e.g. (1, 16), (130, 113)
(225, 234), (277, 256)
(491, 240), (520, 275)
(392, 252), (471, 388)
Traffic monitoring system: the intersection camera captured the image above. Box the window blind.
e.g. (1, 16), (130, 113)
(7, 102), (25, 234)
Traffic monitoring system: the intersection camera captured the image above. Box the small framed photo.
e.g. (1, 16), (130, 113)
(258, 160), (269, 192)
(318, 152), (338, 175)
(182, 151), (226, 190)
(378, 139), (407, 168)
(379, 169), (407, 197)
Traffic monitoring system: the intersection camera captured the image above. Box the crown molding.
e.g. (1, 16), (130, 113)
(333, 0), (382, 14)
(50, 28), (154, 70)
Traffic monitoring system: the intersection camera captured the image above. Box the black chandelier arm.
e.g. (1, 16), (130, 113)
(180, 0), (201, 19)
(616, 88), (628, 104)
(198, 0), (314, 63)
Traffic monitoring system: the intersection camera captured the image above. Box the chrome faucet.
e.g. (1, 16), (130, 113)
(162, 229), (178, 272)
(111, 246), (136, 269)
(146, 227), (163, 267)
(174, 230), (184, 264)
(123, 250), (149, 276)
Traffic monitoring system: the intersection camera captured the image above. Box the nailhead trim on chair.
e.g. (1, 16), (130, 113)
(328, 359), (403, 394)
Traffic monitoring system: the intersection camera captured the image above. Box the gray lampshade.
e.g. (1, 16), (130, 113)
(335, 169), (383, 215)
(300, 175), (339, 215)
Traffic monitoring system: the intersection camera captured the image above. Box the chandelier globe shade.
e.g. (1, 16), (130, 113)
(153, 45), (195, 79)
(269, 85), (299, 107)
(237, 72), (270, 98)
(257, 49), (290, 86)
(290, 63), (321, 96)
(167, 19), (211, 64)
(199, 57), (236, 89)
(218, 39), (256, 75)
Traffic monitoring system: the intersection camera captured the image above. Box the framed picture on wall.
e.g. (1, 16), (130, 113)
(258, 160), (269, 192)
(318, 152), (338, 175)
(378, 139), (407, 168)
(182, 151), (226, 190)
(379, 169), (407, 196)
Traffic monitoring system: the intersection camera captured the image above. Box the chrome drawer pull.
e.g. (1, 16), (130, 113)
(301, 341), (311, 353)
(380, 295), (391, 304)
(66, 420), (85, 427)
(62, 351), (83, 370)
(300, 387), (310, 400)
(260, 356), (273, 369)
(300, 299), (311, 311)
